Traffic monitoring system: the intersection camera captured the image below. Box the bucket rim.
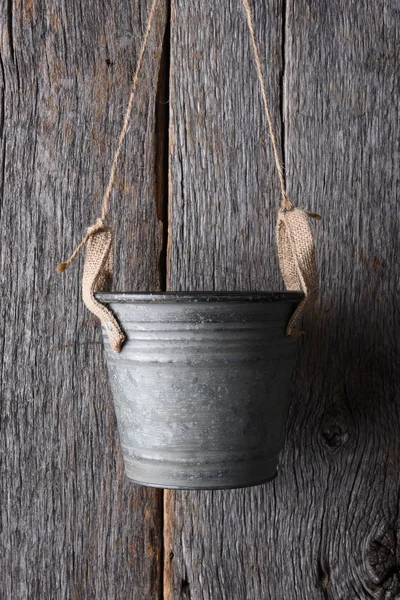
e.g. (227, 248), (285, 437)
(96, 291), (304, 304)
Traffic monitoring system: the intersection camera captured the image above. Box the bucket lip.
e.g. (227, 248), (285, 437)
(95, 291), (304, 304)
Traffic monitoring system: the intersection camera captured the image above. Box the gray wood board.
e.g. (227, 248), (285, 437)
(166, 1), (400, 599)
(0, 1), (167, 598)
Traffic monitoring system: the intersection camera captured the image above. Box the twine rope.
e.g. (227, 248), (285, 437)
(242, 0), (293, 212)
(243, 0), (319, 337)
(57, 0), (294, 273)
(57, 0), (319, 347)
(57, 0), (159, 274)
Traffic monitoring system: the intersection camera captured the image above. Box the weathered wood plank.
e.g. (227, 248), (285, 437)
(166, 1), (400, 599)
(283, 2), (400, 598)
(167, 0), (284, 293)
(166, 1), (285, 599)
(0, 1), (167, 598)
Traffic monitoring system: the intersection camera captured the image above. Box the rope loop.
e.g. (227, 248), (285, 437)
(58, 0), (292, 277)
(57, 0), (159, 274)
(56, 0), (320, 347)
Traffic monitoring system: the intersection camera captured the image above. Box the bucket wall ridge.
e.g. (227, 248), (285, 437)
(98, 294), (302, 489)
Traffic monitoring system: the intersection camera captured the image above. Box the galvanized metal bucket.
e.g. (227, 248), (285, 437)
(96, 291), (303, 490)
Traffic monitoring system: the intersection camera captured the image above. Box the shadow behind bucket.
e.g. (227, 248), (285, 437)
(96, 292), (303, 490)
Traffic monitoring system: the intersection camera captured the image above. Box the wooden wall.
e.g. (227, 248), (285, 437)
(1, 1), (399, 599)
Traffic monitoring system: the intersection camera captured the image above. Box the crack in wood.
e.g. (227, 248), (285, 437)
(6, 0), (15, 64)
(155, 0), (171, 294)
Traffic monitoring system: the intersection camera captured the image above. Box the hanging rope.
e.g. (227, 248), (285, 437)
(242, 0), (320, 336)
(57, 0), (320, 350)
(56, 0), (159, 352)
(242, 0), (293, 212)
(57, 0), (159, 275)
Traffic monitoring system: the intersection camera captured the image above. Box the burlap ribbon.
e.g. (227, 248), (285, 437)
(57, 0), (319, 352)
(277, 208), (319, 337)
(81, 226), (126, 352)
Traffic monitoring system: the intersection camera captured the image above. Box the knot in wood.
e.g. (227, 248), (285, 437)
(367, 528), (400, 595)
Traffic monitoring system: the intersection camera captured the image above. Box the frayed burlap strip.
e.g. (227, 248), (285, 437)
(82, 227), (126, 352)
(277, 208), (319, 337)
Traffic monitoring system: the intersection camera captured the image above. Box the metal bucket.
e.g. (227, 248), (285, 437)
(96, 291), (303, 490)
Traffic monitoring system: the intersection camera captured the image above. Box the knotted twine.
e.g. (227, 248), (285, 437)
(242, 0), (320, 337)
(56, 0), (159, 352)
(57, 0), (319, 352)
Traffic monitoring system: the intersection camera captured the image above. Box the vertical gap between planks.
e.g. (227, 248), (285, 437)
(154, 1), (171, 599)
(161, 0), (173, 596)
(160, 2), (289, 598)
(280, 0), (287, 190)
(155, 0), (171, 293)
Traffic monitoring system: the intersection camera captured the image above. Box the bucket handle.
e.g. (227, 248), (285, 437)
(57, 0), (320, 352)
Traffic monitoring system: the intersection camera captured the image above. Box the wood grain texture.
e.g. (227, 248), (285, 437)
(167, 0), (284, 293)
(166, 1), (400, 599)
(0, 1), (167, 598)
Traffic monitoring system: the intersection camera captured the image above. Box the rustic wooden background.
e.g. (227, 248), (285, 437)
(1, 1), (399, 599)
